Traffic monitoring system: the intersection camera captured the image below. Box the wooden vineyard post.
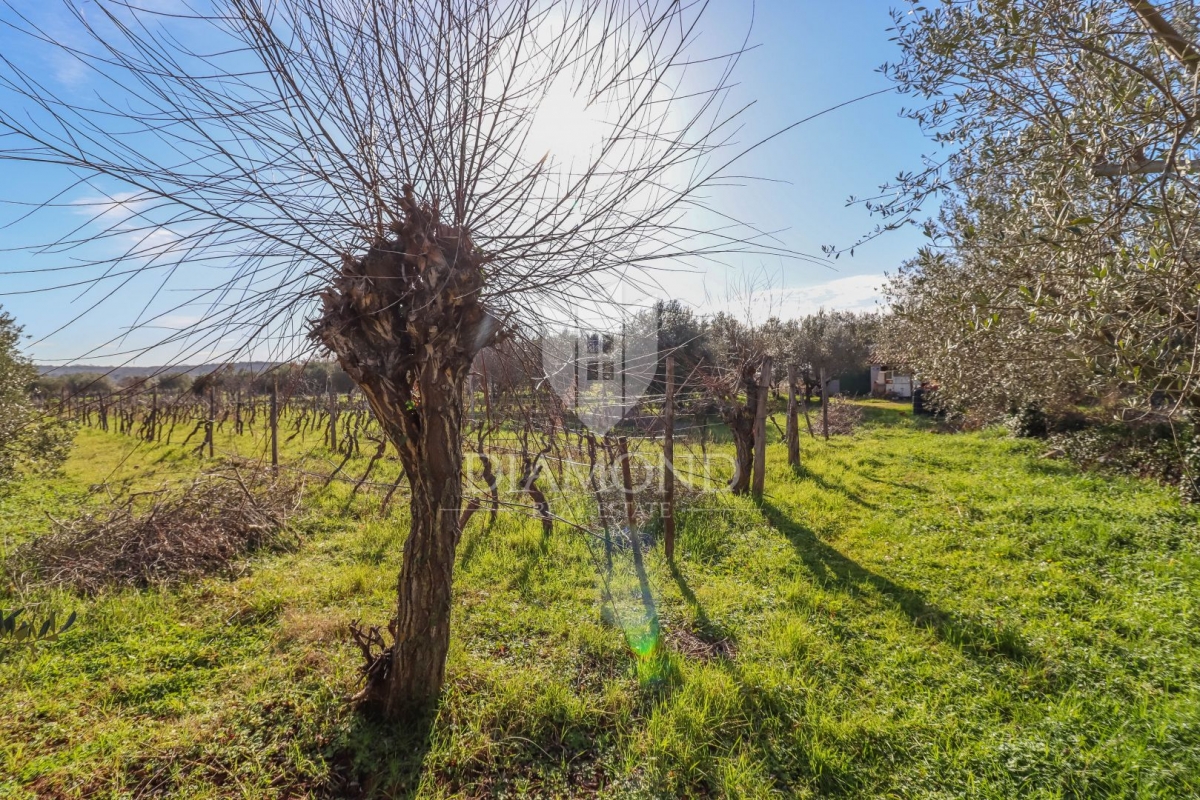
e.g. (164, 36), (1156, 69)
(663, 355), (676, 560)
(328, 384), (338, 453)
(207, 384), (216, 458)
(618, 436), (637, 533)
(787, 363), (800, 467)
(820, 366), (830, 441)
(149, 388), (158, 442)
(270, 379), (279, 468)
(752, 356), (772, 499)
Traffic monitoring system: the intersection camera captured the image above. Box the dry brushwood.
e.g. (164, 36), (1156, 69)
(7, 467), (302, 595)
(664, 622), (735, 662)
(822, 399), (865, 437)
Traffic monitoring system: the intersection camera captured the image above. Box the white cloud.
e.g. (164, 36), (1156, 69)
(712, 272), (888, 321)
(70, 192), (190, 258)
(157, 314), (203, 330)
(70, 192), (150, 226)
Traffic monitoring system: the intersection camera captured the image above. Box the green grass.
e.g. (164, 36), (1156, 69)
(2, 401), (1198, 798)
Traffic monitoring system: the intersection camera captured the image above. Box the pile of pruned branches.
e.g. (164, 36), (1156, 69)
(821, 399), (864, 437)
(7, 466), (302, 594)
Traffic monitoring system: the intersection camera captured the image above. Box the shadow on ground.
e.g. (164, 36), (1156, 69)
(758, 500), (1040, 665)
(317, 704), (437, 798)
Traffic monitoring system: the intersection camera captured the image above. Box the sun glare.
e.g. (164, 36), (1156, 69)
(524, 81), (608, 167)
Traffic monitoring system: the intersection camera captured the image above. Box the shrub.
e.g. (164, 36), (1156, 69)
(1047, 421), (1189, 487)
(1005, 402), (1049, 438)
(1181, 412), (1200, 505)
(0, 308), (71, 493)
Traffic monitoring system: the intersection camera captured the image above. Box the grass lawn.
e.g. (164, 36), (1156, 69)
(2, 401), (1198, 798)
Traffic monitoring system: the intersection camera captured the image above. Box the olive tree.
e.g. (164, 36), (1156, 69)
(702, 312), (768, 494)
(764, 311), (876, 400)
(0, 0), (783, 718)
(873, 0), (1200, 423)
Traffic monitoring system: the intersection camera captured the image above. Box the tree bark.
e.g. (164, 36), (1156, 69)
(1127, 1), (1200, 77)
(384, 359), (466, 717)
(721, 360), (759, 495)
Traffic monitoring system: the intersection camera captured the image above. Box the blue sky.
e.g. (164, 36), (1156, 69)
(0, 0), (931, 366)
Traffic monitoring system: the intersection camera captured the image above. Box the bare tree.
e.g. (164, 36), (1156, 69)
(0, 0), (789, 718)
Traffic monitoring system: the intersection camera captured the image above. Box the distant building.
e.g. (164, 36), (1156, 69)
(870, 365), (913, 399)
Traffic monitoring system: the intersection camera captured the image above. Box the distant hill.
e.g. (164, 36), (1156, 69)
(36, 362), (279, 380)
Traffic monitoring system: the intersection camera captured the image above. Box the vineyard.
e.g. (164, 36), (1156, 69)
(36, 356), (861, 552)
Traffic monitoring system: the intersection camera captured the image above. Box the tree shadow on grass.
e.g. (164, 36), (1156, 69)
(662, 559), (873, 796)
(788, 464), (879, 510)
(456, 521), (485, 569)
(758, 500), (1041, 666)
(317, 705), (436, 798)
(610, 537), (679, 693)
(508, 531), (552, 599)
(857, 472), (933, 496)
(666, 558), (735, 648)
(855, 403), (912, 427)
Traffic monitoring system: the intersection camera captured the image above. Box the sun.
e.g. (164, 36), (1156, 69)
(524, 80), (608, 168)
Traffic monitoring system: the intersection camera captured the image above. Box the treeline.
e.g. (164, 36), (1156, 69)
(659, 302), (878, 399)
(30, 361), (356, 401)
(475, 300), (879, 402)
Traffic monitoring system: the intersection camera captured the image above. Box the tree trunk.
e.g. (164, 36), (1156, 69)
(728, 420), (754, 494)
(722, 360), (759, 496)
(384, 359), (466, 716)
(802, 389), (815, 439)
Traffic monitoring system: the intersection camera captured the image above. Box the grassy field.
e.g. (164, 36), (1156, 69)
(2, 401), (1198, 798)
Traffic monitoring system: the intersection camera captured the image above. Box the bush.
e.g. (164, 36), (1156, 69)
(1005, 403), (1049, 438)
(1182, 438), (1200, 504)
(0, 308), (71, 493)
(1047, 421), (1188, 486)
(1181, 412), (1200, 505)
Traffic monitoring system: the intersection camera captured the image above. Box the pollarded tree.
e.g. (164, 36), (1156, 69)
(0, 0), (788, 718)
